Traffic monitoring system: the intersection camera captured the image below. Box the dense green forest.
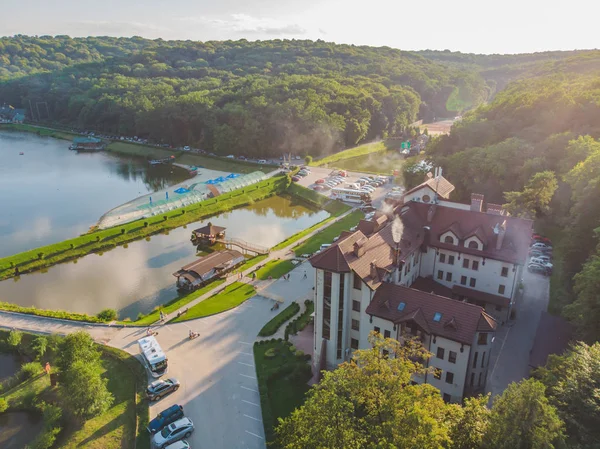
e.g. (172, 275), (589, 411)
(0, 36), (491, 156)
(421, 63), (600, 344)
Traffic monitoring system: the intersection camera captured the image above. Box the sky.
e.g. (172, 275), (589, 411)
(1, 0), (598, 54)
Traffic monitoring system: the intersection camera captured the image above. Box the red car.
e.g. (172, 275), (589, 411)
(315, 179), (325, 184)
(531, 234), (552, 245)
(313, 185), (325, 191)
(292, 176), (301, 182)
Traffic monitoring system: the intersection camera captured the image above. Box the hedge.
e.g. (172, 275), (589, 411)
(285, 300), (315, 340)
(258, 302), (300, 337)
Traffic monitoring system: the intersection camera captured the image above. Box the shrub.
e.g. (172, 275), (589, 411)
(182, 209), (186, 215)
(264, 348), (277, 358)
(0, 397), (7, 413)
(19, 361), (43, 380)
(164, 215), (168, 221)
(95, 236), (100, 242)
(121, 228), (126, 234)
(38, 252), (44, 260)
(7, 329), (22, 348)
(305, 155), (313, 165)
(289, 346), (296, 352)
(258, 302), (300, 336)
(70, 243), (74, 249)
(295, 350), (304, 357)
(144, 221), (148, 227)
(96, 308), (118, 321)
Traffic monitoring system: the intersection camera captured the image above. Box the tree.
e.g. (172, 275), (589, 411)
(535, 342), (600, 448)
(564, 251), (600, 342)
(56, 331), (100, 374)
(60, 360), (113, 419)
(0, 397), (7, 413)
(447, 395), (490, 449)
(30, 335), (48, 360)
(483, 378), (564, 449)
(503, 171), (558, 217)
(7, 329), (22, 349)
(276, 333), (463, 449)
(304, 155), (313, 165)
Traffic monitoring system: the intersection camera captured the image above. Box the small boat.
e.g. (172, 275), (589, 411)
(19, 152), (24, 155)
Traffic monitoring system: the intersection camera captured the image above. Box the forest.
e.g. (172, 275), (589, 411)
(0, 36), (490, 156)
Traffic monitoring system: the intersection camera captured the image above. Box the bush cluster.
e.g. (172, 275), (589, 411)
(284, 300), (315, 340)
(258, 302), (300, 337)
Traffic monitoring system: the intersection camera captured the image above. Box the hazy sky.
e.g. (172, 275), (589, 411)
(1, 0), (598, 54)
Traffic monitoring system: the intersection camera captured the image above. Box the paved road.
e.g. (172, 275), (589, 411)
(486, 268), (549, 399)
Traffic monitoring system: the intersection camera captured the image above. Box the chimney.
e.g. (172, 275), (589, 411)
(370, 262), (378, 280)
(353, 241), (365, 258)
(496, 220), (507, 250)
(427, 205), (437, 223)
(487, 203), (506, 216)
(470, 193), (484, 212)
(438, 167), (443, 178)
(421, 226), (431, 252)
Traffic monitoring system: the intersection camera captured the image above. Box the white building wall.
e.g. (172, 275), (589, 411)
(404, 186), (437, 204)
(438, 200), (471, 210)
(427, 337), (472, 402)
(419, 247), (435, 279)
(465, 331), (495, 394)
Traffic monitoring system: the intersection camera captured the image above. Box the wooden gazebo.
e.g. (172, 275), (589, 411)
(190, 222), (226, 245)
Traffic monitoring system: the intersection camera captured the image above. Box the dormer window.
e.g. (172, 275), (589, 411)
(468, 241), (479, 249)
(444, 235), (454, 244)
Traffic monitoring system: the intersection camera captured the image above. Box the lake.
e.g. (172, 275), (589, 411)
(0, 131), (191, 257)
(0, 195), (329, 319)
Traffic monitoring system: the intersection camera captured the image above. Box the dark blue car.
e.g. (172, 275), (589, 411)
(147, 404), (184, 434)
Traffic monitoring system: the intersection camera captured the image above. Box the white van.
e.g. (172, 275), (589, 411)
(320, 244), (331, 251)
(258, 159), (267, 164)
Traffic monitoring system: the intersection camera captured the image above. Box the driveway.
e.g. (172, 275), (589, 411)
(109, 262), (316, 449)
(486, 268), (550, 398)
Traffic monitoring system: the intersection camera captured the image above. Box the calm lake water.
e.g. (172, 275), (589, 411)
(0, 131), (190, 257)
(0, 411), (43, 449)
(0, 195), (329, 319)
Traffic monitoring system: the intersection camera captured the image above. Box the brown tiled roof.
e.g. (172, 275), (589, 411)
(404, 175), (455, 199)
(174, 250), (243, 279)
(192, 222), (226, 236)
(478, 314), (498, 332)
(366, 283), (496, 345)
(411, 277), (454, 298)
(452, 285), (510, 307)
(529, 311), (574, 369)
(401, 202), (533, 264)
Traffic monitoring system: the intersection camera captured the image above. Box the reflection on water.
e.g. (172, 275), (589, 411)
(0, 411), (43, 449)
(0, 196), (329, 319)
(0, 131), (190, 257)
(0, 353), (19, 381)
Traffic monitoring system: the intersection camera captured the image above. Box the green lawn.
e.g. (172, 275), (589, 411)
(312, 140), (401, 167)
(254, 340), (312, 443)
(256, 260), (296, 280)
(131, 279), (226, 326)
(171, 282), (256, 322)
(332, 149), (406, 175)
(294, 210), (363, 256)
(0, 342), (148, 449)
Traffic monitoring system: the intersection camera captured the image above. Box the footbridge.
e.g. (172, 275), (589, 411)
(217, 237), (269, 255)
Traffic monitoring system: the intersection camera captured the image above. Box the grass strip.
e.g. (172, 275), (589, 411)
(0, 175), (289, 281)
(131, 279), (226, 326)
(0, 123), (78, 140)
(254, 339), (312, 445)
(284, 300), (315, 340)
(294, 210), (363, 256)
(0, 301), (105, 323)
(170, 282), (256, 322)
(311, 141), (389, 167)
(256, 260), (296, 280)
(258, 302), (300, 337)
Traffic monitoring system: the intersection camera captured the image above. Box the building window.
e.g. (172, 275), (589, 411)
(478, 372), (483, 387)
(463, 258), (470, 269)
(448, 255), (455, 265)
(448, 351), (457, 364)
(352, 319), (360, 331)
(443, 393), (451, 403)
(468, 240), (479, 249)
(437, 270), (444, 280)
(444, 235), (454, 244)
(472, 260), (479, 271)
(439, 253), (446, 263)
(433, 367), (442, 379)
(473, 352), (478, 368)
(470, 277), (477, 288)
(413, 253), (418, 267)
(352, 300), (361, 312)
(374, 326), (380, 334)
(322, 271), (332, 340)
(353, 272), (362, 290)
(422, 194), (431, 202)
(445, 371), (454, 384)
(436, 347), (445, 359)
(337, 273), (345, 359)
(478, 333), (488, 345)
(501, 266), (509, 277)
(481, 351), (486, 368)
(384, 329), (391, 339)
(460, 276), (467, 286)
(470, 372), (475, 386)
(351, 338), (359, 349)
(446, 272), (453, 282)
(498, 284), (506, 295)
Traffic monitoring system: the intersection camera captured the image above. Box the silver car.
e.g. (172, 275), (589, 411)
(153, 418), (194, 449)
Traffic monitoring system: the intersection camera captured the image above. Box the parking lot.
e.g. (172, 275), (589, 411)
(293, 166), (396, 206)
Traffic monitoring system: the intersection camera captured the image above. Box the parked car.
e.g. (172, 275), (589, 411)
(258, 159), (267, 164)
(321, 184), (332, 191)
(164, 441), (190, 449)
(531, 242), (552, 250)
(298, 170), (309, 176)
(182, 146), (191, 151)
(292, 176), (301, 182)
(531, 254), (551, 263)
(528, 263), (550, 276)
(313, 185), (325, 191)
(338, 170), (348, 177)
(226, 155), (234, 159)
(362, 186), (376, 193)
(147, 378), (180, 401)
(530, 257), (553, 269)
(153, 418), (195, 449)
(315, 178), (325, 184)
(361, 205), (377, 213)
(148, 404), (184, 434)
(532, 234), (552, 245)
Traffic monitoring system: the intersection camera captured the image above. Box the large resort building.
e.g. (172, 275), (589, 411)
(310, 171), (533, 402)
